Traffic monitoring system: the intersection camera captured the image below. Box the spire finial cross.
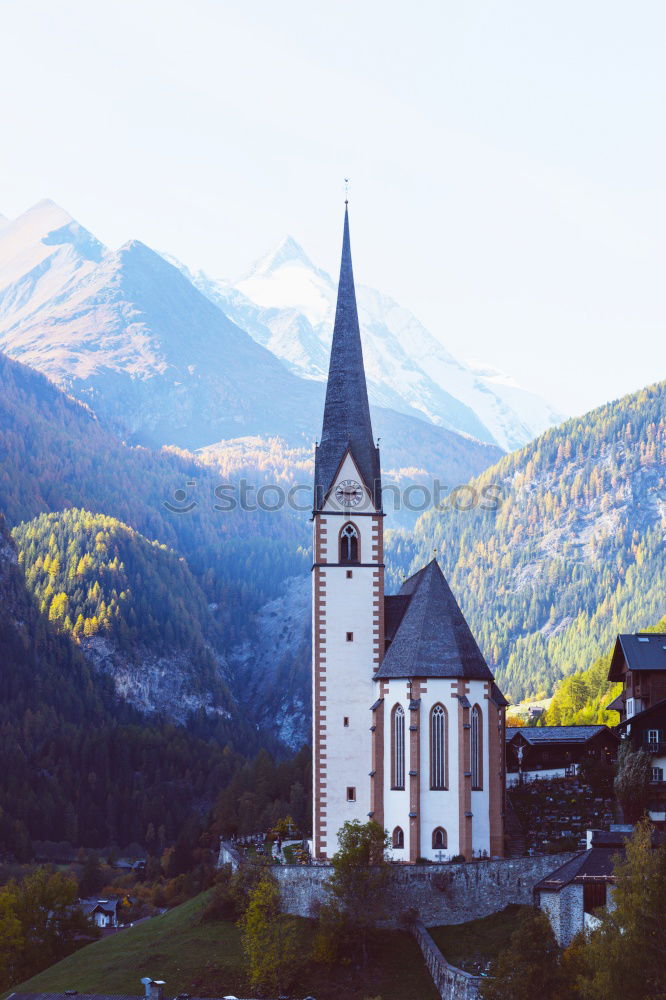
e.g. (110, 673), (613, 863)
(344, 177), (349, 205)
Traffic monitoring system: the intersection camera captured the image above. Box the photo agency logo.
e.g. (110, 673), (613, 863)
(163, 479), (506, 514)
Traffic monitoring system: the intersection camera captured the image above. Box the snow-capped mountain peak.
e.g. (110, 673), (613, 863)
(0, 198), (563, 455)
(193, 238), (565, 451)
(246, 234), (321, 279)
(237, 236), (333, 326)
(0, 200), (105, 326)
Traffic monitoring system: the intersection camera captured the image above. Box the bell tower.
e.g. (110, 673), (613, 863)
(312, 204), (384, 860)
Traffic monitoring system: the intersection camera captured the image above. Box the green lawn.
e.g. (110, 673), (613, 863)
(14, 890), (439, 1000)
(428, 904), (532, 974)
(14, 893), (246, 997)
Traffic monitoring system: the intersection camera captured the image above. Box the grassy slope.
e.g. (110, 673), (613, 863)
(15, 891), (439, 1000)
(428, 904), (531, 972)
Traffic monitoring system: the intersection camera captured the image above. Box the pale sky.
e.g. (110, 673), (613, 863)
(1, 0), (665, 415)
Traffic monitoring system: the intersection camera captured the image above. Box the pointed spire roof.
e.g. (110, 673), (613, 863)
(314, 205), (380, 509)
(376, 560), (495, 681)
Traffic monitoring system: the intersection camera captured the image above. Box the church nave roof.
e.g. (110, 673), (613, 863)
(376, 558), (494, 682)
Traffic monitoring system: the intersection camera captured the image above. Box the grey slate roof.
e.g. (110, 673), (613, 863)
(608, 632), (666, 680)
(505, 725), (611, 745)
(376, 559), (495, 681)
(490, 682), (509, 709)
(534, 829), (665, 892)
(384, 594), (411, 641)
(534, 847), (620, 891)
(314, 206), (381, 510)
(78, 900), (116, 916)
(605, 692), (625, 713)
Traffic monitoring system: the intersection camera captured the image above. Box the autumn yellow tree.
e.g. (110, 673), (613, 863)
(240, 873), (302, 995)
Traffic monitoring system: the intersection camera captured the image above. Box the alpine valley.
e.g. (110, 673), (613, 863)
(0, 199), (664, 851)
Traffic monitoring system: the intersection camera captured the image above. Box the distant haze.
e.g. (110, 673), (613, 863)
(1, 0), (665, 414)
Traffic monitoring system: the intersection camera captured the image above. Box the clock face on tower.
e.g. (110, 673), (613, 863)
(335, 479), (364, 507)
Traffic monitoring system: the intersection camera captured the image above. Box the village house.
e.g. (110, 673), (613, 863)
(607, 632), (666, 721)
(607, 632), (666, 826)
(616, 702), (666, 825)
(76, 894), (132, 929)
(505, 725), (618, 785)
(534, 828), (628, 946)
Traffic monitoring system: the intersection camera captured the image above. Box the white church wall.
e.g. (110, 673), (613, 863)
(470, 682), (492, 857)
(418, 681), (462, 861)
(381, 678), (496, 861)
(382, 681), (411, 861)
(313, 450), (381, 859)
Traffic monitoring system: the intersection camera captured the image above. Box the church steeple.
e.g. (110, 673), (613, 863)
(314, 205), (381, 510)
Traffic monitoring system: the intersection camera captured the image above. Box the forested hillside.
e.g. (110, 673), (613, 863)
(541, 615), (666, 727)
(0, 350), (308, 647)
(0, 513), (265, 855)
(12, 510), (233, 719)
(388, 381), (666, 702)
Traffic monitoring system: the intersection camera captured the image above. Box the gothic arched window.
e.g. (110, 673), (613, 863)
(339, 522), (359, 563)
(391, 704), (405, 790)
(430, 703), (448, 790)
(432, 827), (447, 850)
(392, 826), (404, 849)
(471, 704), (483, 790)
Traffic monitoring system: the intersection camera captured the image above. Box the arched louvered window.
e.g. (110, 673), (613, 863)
(392, 826), (404, 849)
(432, 827), (447, 850)
(391, 704), (405, 790)
(430, 703), (448, 789)
(471, 704), (483, 790)
(339, 522), (359, 563)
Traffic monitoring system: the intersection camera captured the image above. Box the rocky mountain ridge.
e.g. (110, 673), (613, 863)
(175, 233), (564, 451)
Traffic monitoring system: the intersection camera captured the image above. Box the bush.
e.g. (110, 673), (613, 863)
(200, 860), (269, 923)
(481, 909), (566, 1000)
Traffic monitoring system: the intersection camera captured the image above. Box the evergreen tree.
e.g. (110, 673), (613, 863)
(576, 819), (666, 1000)
(79, 854), (105, 897)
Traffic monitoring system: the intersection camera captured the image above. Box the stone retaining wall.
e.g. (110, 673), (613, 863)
(274, 854), (576, 927)
(411, 921), (481, 1000)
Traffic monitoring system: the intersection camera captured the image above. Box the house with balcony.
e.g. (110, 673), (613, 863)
(607, 632), (666, 825)
(505, 725), (618, 785)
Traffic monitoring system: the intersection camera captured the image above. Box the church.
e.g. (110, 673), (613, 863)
(312, 205), (507, 862)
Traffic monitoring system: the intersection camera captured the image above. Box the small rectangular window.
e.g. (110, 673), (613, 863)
(346, 632), (354, 642)
(343, 717), (349, 727)
(346, 570), (353, 578)
(346, 786), (356, 802)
